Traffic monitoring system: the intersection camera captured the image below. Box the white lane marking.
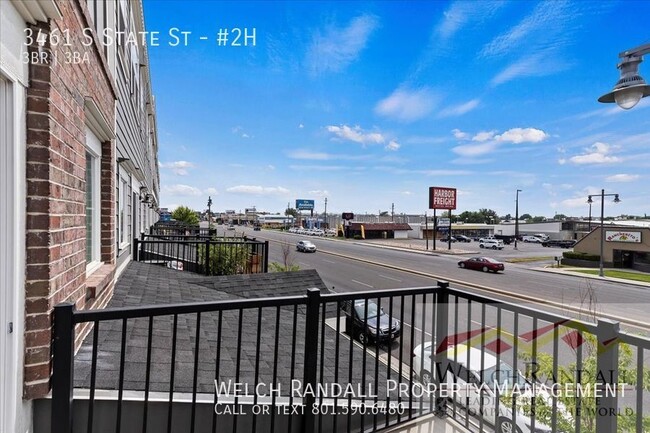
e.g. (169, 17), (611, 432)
(323, 259), (336, 264)
(351, 279), (374, 288)
(378, 274), (402, 282)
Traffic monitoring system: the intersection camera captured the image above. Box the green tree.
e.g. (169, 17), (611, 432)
(285, 208), (298, 217)
(520, 213), (532, 220)
(172, 205), (199, 225)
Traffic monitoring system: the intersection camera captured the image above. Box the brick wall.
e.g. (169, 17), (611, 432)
(24, 1), (117, 399)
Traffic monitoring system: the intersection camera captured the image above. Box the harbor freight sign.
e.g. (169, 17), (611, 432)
(296, 199), (315, 210)
(429, 187), (457, 210)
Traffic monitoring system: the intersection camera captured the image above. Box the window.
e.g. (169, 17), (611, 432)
(117, 175), (129, 247)
(85, 127), (102, 269)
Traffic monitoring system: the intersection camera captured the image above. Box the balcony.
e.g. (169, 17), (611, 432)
(35, 261), (650, 433)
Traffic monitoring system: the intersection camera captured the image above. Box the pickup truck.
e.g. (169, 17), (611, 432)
(541, 239), (576, 248)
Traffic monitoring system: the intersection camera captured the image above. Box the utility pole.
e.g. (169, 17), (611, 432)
(514, 189), (522, 250)
(391, 203), (394, 222)
(324, 197), (328, 229)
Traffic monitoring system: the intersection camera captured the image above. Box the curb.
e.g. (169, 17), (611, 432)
(529, 266), (650, 289)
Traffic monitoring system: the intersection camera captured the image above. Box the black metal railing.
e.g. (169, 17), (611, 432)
(51, 283), (650, 433)
(149, 222), (214, 238)
(133, 236), (269, 275)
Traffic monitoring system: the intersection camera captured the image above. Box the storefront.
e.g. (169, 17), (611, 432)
(574, 227), (650, 272)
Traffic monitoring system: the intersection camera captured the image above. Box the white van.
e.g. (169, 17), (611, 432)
(479, 239), (504, 250)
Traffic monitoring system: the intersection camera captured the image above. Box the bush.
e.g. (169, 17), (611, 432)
(353, 234), (363, 240)
(562, 251), (600, 261)
(198, 239), (252, 275)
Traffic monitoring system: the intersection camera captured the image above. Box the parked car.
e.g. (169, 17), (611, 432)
(458, 257), (505, 273)
(479, 239), (504, 250)
(522, 235), (543, 243)
(296, 240), (316, 252)
(542, 239), (576, 248)
(455, 235), (472, 242)
(412, 343), (562, 433)
(253, 225), (261, 231)
(440, 236), (457, 243)
(227, 224), (235, 230)
(341, 299), (401, 344)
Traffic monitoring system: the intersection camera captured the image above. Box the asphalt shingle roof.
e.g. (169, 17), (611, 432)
(74, 262), (397, 398)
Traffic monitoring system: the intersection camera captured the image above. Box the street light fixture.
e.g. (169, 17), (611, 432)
(598, 43), (650, 110)
(587, 197), (593, 231)
(514, 189), (522, 250)
(587, 190), (620, 277)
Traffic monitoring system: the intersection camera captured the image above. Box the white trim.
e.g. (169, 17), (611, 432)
(85, 128), (103, 272)
(84, 97), (115, 142)
(0, 71), (28, 433)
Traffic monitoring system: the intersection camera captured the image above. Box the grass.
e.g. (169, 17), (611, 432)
(573, 269), (650, 283)
(506, 256), (554, 263)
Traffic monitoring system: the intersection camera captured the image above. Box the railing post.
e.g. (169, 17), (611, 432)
(52, 303), (75, 433)
(434, 280), (449, 417)
(302, 288), (321, 431)
(133, 238), (139, 261)
(204, 239), (210, 275)
(263, 241), (269, 273)
(595, 318), (619, 433)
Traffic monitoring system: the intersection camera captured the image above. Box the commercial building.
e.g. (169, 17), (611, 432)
(573, 226), (650, 272)
(0, 1), (158, 431)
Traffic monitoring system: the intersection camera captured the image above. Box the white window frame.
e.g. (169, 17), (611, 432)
(84, 98), (115, 275)
(85, 127), (102, 274)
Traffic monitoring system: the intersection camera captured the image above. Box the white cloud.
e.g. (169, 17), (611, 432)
(306, 14), (379, 74)
(308, 190), (329, 197)
(438, 99), (480, 118)
(160, 160), (195, 176)
(606, 174), (640, 183)
(558, 158), (567, 165)
(452, 129), (469, 140)
(326, 125), (385, 145)
(226, 185), (290, 196)
(490, 51), (568, 86)
(402, 191), (413, 196)
(496, 127), (549, 144)
(452, 142), (498, 157)
(289, 165), (347, 171)
(298, 123), (304, 129)
(435, 1), (503, 40)
(472, 131), (497, 142)
(375, 87), (439, 122)
(569, 142), (622, 165)
(204, 187), (218, 195)
(163, 184), (202, 196)
(561, 196), (590, 208)
(385, 140), (401, 151)
(267, 165), (275, 170)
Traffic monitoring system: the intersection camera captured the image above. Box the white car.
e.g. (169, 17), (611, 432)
(296, 240), (317, 252)
(479, 239), (504, 250)
(522, 235), (543, 243)
(412, 343), (562, 433)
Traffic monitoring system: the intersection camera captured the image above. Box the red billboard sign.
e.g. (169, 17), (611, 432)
(429, 187), (457, 210)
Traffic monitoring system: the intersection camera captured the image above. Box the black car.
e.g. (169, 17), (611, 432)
(455, 235), (472, 242)
(341, 300), (401, 344)
(440, 236), (457, 243)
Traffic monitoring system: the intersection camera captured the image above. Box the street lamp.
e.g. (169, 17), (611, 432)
(587, 199), (593, 231)
(514, 189), (522, 250)
(587, 190), (621, 277)
(207, 196), (213, 229)
(598, 43), (650, 109)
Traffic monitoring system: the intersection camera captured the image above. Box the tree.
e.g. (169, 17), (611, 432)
(520, 213), (532, 220)
(380, 211), (389, 216)
(172, 205), (199, 225)
(269, 242), (300, 272)
(285, 208), (298, 218)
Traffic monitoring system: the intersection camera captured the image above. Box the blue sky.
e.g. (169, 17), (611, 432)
(144, 0), (650, 218)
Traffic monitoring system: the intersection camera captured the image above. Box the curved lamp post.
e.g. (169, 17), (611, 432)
(598, 43), (650, 109)
(587, 190), (620, 277)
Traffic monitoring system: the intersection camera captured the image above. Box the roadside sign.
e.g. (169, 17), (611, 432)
(429, 187), (457, 210)
(342, 212), (354, 220)
(296, 199), (315, 210)
(437, 218), (451, 227)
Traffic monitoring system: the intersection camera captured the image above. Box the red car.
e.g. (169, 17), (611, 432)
(458, 257), (504, 273)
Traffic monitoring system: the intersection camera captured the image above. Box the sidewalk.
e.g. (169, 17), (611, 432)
(532, 266), (650, 288)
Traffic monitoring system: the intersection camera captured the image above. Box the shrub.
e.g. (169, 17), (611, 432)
(562, 251), (600, 261)
(198, 239), (252, 275)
